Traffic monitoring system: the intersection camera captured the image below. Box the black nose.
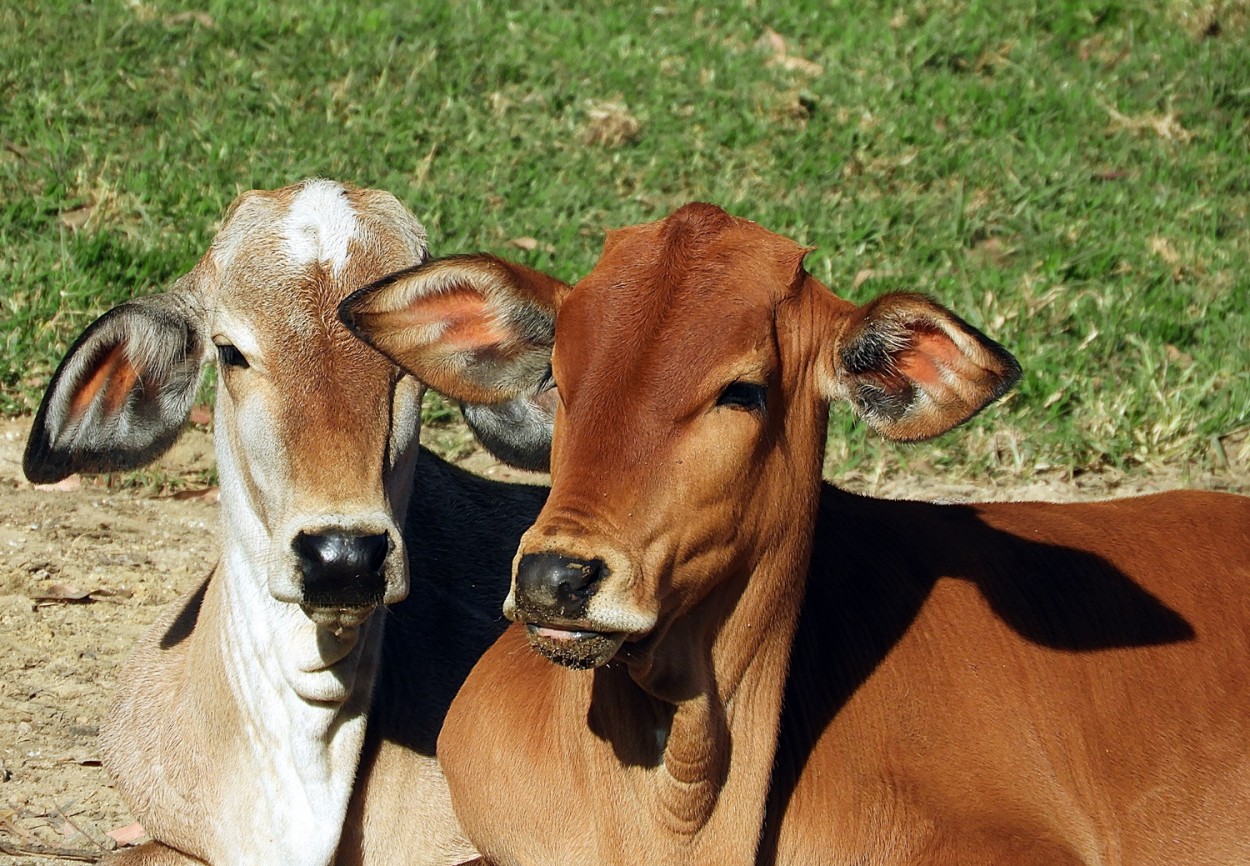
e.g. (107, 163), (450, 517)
(514, 552), (607, 619)
(294, 531), (389, 607)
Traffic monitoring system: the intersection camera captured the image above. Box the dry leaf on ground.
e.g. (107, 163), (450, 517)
(107, 821), (146, 846)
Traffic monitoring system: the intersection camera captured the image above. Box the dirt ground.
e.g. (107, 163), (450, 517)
(0, 415), (1246, 865)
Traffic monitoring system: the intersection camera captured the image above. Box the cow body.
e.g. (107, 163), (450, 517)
(342, 202), (1250, 865)
(766, 487), (1250, 865)
(437, 489), (1250, 866)
(25, 180), (551, 866)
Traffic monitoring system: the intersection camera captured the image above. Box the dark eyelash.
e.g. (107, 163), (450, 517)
(716, 381), (767, 411)
(217, 343), (249, 369)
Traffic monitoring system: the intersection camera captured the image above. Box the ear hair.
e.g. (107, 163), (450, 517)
(830, 292), (1020, 442)
(24, 294), (208, 483)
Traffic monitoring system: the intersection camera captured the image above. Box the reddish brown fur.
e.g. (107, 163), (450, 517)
(437, 204), (1250, 865)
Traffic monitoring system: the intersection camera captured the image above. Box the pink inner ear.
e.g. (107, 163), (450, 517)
(69, 344), (140, 420)
(391, 289), (511, 352)
(895, 329), (962, 386)
(442, 316), (512, 352)
(105, 361), (142, 413)
(896, 347), (941, 387)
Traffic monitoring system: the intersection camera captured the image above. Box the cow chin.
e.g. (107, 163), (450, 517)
(281, 611), (380, 704)
(524, 624), (626, 669)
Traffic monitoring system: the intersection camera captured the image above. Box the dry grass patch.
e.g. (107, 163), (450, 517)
(582, 100), (642, 148)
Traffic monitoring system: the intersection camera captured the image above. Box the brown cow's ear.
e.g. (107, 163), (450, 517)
(823, 291), (1021, 442)
(340, 254), (567, 405)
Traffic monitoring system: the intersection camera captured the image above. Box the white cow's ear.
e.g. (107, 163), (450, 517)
(460, 387), (557, 473)
(24, 293), (208, 483)
(340, 254), (568, 471)
(820, 290), (1020, 442)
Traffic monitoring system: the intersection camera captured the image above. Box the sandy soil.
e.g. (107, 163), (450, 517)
(0, 415), (1245, 864)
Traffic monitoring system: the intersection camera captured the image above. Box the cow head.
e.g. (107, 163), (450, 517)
(25, 181), (553, 649)
(341, 203), (1019, 672)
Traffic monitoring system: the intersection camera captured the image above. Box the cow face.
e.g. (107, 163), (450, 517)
(341, 203), (1019, 670)
(25, 181), (429, 632)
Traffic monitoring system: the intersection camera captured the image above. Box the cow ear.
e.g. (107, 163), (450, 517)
(822, 291), (1020, 441)
(340, 254), (568, 471)
(24, 293), (208, 484)
(460, 388), (557, 473)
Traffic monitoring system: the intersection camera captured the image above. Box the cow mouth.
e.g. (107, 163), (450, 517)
(301, 602), (377, 636)
(524, 623), (625, 669)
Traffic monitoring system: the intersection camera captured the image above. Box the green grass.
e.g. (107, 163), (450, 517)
(2, 0), (1247, 479)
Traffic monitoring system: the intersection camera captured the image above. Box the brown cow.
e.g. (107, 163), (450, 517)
(342, 203), (1250, 866)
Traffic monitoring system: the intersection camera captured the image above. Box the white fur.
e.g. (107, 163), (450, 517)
(282, 180), (360, 276)
(209, 404), (379, 866)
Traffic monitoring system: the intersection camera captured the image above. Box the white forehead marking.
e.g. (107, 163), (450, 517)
(281, 180), (359, 276)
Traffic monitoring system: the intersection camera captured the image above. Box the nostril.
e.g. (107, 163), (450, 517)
(295, 532), (322, 570)
(358, 533), (389, 573)
(294, 531), (391, 607)
(294, 532), (323, 572)
(556, 559), (603, 606)
(516, 553), (607, 617)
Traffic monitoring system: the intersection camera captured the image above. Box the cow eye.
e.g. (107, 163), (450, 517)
(216, 343), (250, 369)
(716, 381), (767, 411)
(538, 363), (556, 392)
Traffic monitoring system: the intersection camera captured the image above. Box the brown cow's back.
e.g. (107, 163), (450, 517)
(766, 486), (1250, 865)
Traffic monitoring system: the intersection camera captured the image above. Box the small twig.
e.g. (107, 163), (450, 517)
(0, 814), (38, 842)
(53, 801), (110, 853)
(0, 838), (103, 862)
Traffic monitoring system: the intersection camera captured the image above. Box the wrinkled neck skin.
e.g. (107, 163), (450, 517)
(183, 405), (417, 866)
(210, 548), (382, 866)
(579, 338), (830, 862)
(604, 542), (816, 863)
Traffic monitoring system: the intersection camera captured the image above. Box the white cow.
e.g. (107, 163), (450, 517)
(24, 179), (551, 866)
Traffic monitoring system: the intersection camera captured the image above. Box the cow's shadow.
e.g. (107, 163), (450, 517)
(756, 484), (1195, 863)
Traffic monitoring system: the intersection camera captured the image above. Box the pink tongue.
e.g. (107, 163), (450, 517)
(533, 626), (582, 641)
